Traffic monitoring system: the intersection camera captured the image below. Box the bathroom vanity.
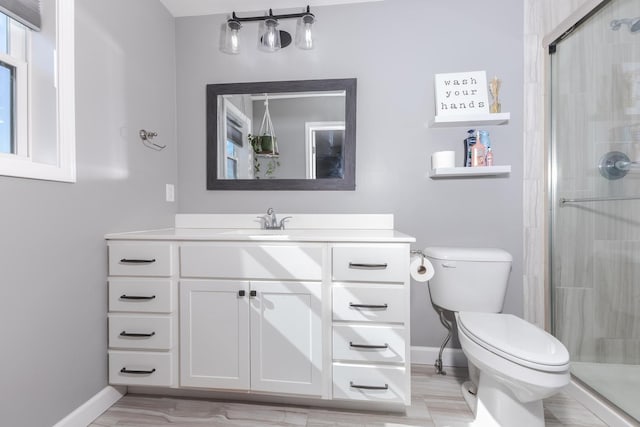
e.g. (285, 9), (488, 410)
(106, 214), (415, 410)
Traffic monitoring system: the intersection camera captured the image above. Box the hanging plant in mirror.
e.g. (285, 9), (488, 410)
(249, 133), (280, 179)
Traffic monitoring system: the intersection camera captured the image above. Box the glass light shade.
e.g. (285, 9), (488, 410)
(259, 18), (281, 52)
(221, 20), (241, 54)
(295, 14), (314, 50)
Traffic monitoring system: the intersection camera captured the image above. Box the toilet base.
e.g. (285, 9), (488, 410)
(470, 371), (545, 427)
(461, 380), (477, 414)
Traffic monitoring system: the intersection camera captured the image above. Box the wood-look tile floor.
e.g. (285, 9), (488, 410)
(91, 366), (607, 427)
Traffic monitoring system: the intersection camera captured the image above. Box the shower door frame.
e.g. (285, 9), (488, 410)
(544, 0), (611, 333)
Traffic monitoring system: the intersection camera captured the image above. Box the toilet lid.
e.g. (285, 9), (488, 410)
(457, 312), (570, 370)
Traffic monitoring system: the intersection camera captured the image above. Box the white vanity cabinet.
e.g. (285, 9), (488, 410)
(107, 242), (179, 387)
(179, 280), (250, 390)
(105, 214), (415, 410)
(331, 244), (411, 404)
(179, 243), (324, 397)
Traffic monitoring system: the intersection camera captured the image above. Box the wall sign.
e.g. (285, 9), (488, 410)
(435, 71), (489, 116)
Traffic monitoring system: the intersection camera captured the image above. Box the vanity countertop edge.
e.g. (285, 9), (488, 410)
(105, 214), (416, 243)
(104, 227), (415, 243)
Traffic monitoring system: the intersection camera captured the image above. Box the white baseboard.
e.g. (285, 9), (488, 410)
(53, 385), (126, 427)
(566, 379), (636, 427)
(411, 345), (467, 368)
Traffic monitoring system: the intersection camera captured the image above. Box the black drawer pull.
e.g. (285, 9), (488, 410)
(238, 290), (246, 297)
(349, 303), (388, 310)
(120, 331), (156, 338)
(120, 258), (156, 264)
(250, 290), (257, 297)
(349, 341), (389, 350)
(349, 381), (388, 390)
(120, 367), (156, 375)
(348, 262), (388, 270)
(120, 294), (156, 301)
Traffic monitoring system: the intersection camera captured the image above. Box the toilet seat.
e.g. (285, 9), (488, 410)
(457, 312), (570, 372)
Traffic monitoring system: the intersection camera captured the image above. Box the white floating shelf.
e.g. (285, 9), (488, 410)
(430, 165), (511, 178)
(430, 112), (510, 128)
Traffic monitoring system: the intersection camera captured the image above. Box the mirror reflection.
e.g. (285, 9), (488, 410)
(220, 91), (346, 180)
(206, 79), (356, 191)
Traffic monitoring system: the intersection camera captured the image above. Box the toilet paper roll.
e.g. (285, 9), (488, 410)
(431, 150), (456, 169)
(410, 255), (435, 282)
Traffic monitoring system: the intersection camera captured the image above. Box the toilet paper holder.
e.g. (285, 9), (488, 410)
(411, 249), (449, 375)
(410, 249), (427, 274)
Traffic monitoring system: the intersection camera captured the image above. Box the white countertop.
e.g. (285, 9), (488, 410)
(105, 227), (415, 243)
(105, 214), (416, 243)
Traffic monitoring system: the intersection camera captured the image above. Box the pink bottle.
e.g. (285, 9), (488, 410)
(471, 131), (486, 167)
(486, 147), (494, 166)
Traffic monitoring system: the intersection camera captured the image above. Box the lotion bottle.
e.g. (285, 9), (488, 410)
(486, 147), (494, 166)
(471, 130), (486, 166)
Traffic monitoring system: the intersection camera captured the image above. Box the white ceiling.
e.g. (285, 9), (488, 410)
(159, 0), (382, 17)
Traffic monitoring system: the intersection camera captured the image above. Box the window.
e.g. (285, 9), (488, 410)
(0, 59), (15, 153)
(224, 115), (244, 179)
(225, 140), (238, 179)
(220, 97), (252, 179)
(0, 13), (27, 156)
(0, 0), (75, 182)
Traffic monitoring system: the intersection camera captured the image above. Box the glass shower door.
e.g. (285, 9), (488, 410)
(550, 0), (640, 422)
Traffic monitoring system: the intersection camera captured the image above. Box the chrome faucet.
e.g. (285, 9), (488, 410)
(258, 208), (292, 230)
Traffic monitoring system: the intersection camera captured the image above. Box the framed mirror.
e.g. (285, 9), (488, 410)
(206, 78), (356, 190)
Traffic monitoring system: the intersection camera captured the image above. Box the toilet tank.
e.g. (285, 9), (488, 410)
(423, 247), (512, 313)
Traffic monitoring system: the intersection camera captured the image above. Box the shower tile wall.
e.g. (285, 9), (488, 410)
(550, 0), (640, 364)
(523, 0), (595, 328)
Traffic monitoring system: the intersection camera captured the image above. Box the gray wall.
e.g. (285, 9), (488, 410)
(176, 0), (524, 348)
(0, 1), (177, 426)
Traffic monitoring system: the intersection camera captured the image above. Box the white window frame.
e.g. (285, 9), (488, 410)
(0, 0), (75, 182)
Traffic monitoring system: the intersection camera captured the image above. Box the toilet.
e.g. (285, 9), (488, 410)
(424, 247), (570, 427)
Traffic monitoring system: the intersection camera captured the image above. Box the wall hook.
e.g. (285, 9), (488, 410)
(139, 129), (166, 151)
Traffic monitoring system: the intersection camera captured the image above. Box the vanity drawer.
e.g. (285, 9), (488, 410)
(109, 243), (173, 277)
(332, 245), (407, 283)
(332, 285), (405, 323)
(333, 363), (406, 403)
(333, 325), (405, 363)
(108, 279), (173, 313)
(180, 243), (323, 280)
(109, 351), (173, 386)
(108, 315), (173, 350)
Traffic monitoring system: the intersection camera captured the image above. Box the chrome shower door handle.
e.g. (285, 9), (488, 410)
(614, 160), (640, 171)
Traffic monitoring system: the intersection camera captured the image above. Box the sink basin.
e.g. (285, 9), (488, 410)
(217, 228), (299, 239)
(219, 229), (298, 235)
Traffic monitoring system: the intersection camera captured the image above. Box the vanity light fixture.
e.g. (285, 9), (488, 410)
(221, 6), (315, 54)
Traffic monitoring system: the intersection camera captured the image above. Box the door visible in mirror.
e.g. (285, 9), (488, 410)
(305, 122), (345, 179)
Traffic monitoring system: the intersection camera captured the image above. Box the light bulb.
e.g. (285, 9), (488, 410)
(259, 18), (281, 52)
(221, 20), (241, 54)
(295, 14), (314, 50)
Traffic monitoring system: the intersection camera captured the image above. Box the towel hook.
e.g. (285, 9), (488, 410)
(139, 129), (166, 151)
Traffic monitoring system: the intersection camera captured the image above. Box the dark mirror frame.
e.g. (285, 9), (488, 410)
(207, 78), (357, 191)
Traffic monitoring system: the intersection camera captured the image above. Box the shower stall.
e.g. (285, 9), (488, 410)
(549, 0), (640, 423)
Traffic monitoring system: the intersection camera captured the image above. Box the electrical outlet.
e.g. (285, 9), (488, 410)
(166, 184), (175, 202)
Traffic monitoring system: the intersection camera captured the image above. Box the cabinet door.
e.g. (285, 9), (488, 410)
(180, 280), (249, 390)
(250, 281), (323, 396)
